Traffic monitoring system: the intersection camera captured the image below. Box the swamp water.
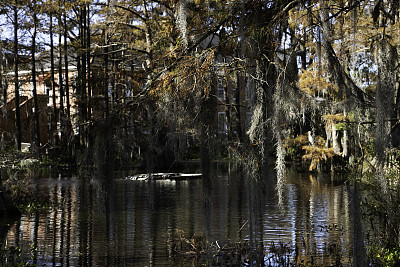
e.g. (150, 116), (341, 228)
(1, 165), (356, 266)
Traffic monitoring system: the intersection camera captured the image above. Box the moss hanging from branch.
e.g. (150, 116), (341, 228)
(247, 61), (267, 161)
(176, 0), (188, 50)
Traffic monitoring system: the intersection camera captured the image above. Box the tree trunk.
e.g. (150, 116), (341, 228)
(64, 4), (70, 118)
(342, 109), (349, 158)
(299, 33), (307, 70)
(86, 3), (94, 157)
(81, 6), (87, 120)
(104, 35), (109, 118)
(375, 39), (397, 194)
(111, 47), (116, 107)
(1, 50), (6, 113)
(32, 8), (40, 151)
(13, 1), (21, 151)
(225, 78), (231, 140)
(142, 0), (156, 173)
(50, 15), (58, 145)
(200, 87), (215, 182)
(58, 13), (64, 115)
(235, 69), (243, 141)
(332, 122), (341, 155)
(86, 4), (91, 119)
(57, 13), (64, 145)
(77, 5), (87, 148)
(103, 0), (110, 118)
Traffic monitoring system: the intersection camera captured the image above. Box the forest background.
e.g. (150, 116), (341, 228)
(1, 0), (400, 265)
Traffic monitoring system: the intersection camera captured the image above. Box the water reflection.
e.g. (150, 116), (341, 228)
(3, 166), (353, 266)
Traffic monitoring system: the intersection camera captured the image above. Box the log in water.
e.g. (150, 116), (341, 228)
(126, 172), (202, 181)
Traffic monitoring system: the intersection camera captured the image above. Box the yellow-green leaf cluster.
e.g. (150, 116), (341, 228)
(301, 135), (334, 171)
(322, 113), (347, 123)
(299, 69), (338, 99)
(302, 145), (335, 171)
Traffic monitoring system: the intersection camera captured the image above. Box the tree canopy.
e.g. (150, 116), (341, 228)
(0, 0), (399, 183)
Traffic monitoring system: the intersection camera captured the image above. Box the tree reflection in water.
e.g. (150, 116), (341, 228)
(2, 165), (357, 266)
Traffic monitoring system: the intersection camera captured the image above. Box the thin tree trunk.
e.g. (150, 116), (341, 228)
(80, 6), (87, 120)
(0, 75), (3, 108)
(74, 7), (82, 121)
(32, 8), (40, 151)
(299, 31), (307, 70)
(58, 14), (64, 114)
(223, 67), (231, 140)
(50, 15), (58, 145)
(235, 69), (243, 141)
(64, 3), (70, 118)
(142, 0), (153, 86)
(76, 5), (87, 148)
(13, 1), (21, 151)
(342, 109), (349, 158)
(142, 0), (155, 173)
(76, 51), (81, 116)
(104, 0), (110, 118)
(262, 60), (275, 175)
(86, 4), (91, 119)
(104, 37), (109, 118)
(332, 122), (341, 155)
(58, 12), (64, 144)
(0, 51), (6, 110)
(86, 3), (94, 155)
(263, 59), (276, 177)
(200, 88), (213, 182)
(111, 48), (116, 107)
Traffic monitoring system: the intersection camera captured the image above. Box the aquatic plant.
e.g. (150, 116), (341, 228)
(171, 228), (348, 266)
(0, 240), (36, 267)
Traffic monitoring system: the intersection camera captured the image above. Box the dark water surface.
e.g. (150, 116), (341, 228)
(3, 165), (354, 266)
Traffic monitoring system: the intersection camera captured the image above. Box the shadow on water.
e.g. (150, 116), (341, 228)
(245, 168), (273, 265)
(1, 164), (364, 266)
(347, 181), (367, 267)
